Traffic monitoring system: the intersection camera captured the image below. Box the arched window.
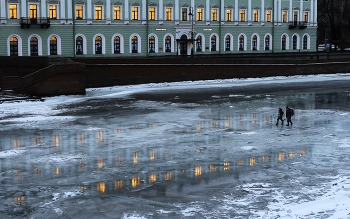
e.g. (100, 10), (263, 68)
(10, 37), (18, 56)
(239, 35), (244, 51)
(149, 36), (155, 53)
(282, 35), (286, 50)
(95, 36), (102, 54)
(225, 35), (230, 51)
(303, 35), (307, 49)
(293, 35), (297, 50)
(50, 36), (57, 55)
(114, 36), (120, 54)
(76, 36), (83, 55)
(132, 36), (138, 53)
(252, 35), (257, 50)
(265, 35), (270, 50)
(211, 35), (216, 51)
(196, 36), (202, 52)
(165, 36), (171, 52)
(30, 37), (38, 56)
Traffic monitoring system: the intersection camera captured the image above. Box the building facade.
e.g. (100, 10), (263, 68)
(0, 0), (317, 57)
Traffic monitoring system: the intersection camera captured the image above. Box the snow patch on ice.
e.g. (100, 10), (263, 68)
(35, 154), (86, 163)
(121, 212), (147, 219)
(0, 148), (26, 158)
(241, 146), (255, 150)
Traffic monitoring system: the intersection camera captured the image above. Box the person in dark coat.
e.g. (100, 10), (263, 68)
(285, 106), (293, 126)
(276, 107), (284, 125)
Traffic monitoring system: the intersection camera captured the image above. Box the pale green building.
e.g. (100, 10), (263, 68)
(0, 0), (317, 57)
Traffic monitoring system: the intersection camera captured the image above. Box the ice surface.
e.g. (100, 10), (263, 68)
(1, 74), (350, 218)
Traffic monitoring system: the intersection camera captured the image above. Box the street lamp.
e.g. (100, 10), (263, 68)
(188, 7), (194, 56)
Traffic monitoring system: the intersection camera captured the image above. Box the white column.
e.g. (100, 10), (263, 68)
(124, 0), (129, 24)
(87, 0), (92, 22)
(41, 1), (46, 18)
(273, 0), (277, 25)
(248, 0), (251, 23)
(278, 0), (281, 24)
(289, 0), (292, 21)
(261, 0), (264, 22)
(299, 0), (303, 22)
(175, 0), (179, 23)
(310, 0), (314, 26)
(234, 0), (238, 23)
(60, 0), (66, 22)
(67, 0), (72, 20)
(314, 0), (317, 26)
(1, 0), (6, 22)
(106, 0), (111, 22)
(159, 0), (163, 21)
(221, 0), (225, 23)
(142, 0), (146, 24)
(206, 0), (210, 23)
(21, 0), (27, 17)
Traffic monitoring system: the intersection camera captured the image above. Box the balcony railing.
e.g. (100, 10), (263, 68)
(288, 21), (307, 29)
(20, 17), (50, 29)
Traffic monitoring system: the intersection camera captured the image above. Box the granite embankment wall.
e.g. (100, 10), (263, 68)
(71, 54), (350, 88)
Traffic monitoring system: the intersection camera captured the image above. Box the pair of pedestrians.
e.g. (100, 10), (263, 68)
(276, 106), (294, 126)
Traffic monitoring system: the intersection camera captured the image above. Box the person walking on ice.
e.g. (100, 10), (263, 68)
(285, 106), (294, 126)
(276, 107), (284, 125)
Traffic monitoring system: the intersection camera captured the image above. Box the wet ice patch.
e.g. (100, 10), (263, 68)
(35, 154), (86, 163)
(0, 148), (26, 158)
(333, 138), (350, 148)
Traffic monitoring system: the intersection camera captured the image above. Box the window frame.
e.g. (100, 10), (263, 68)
(149, 7), (156, 20)
(165, 7), (172, 21)
(95, 5), (103, 20)
(9, 4), (18, 19)
(212, 8), (218, 21)
(282, 10), (287, 22)
(114, 6), (121, 20)
(132, 6), (139, 20)
(253, 10), (259, 22)
(181, 7), (187, 21)
(266, 10), (272, 22)
(239, 9), (246, 22)
(197, 8), (203, 21)
(49, 4), (58, 19)
(76, 5), (84, 19)
(226, 9), (232, 21)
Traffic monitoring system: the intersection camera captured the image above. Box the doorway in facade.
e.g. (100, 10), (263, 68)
(179, 35), (187, 55)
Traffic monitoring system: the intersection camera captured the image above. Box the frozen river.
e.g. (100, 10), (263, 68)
(1, 74), (350, 219)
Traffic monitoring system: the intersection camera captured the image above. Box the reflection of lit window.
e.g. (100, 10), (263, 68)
(211, 121), (217, 128)
(97, 130), (103, 142)
(262, 155), (269, 162)
(116, 128), (121, 133)
(79, 133), (85, 145)
(225, 121), (230, 128)
(116, 155), (122, 163)
(250, 157), (256, 166)
(251, 120), (256, 124)
(34, 137), (40, 145)
(300, 149), (305, 156)
(239, 121), (244, 126)
(149, 174), (157, 183)
(134, 152), (138, 163)
(165, 171), (172, 181)
(210, 164), (216, 172)
(252, 113), (257, 119)
(79, 185), (89, 190)
(197, 122), (202, 131)
(14, 196), (25, 205)
(115, 180), (123, 189)
(35, 167), (41, 177)
(237, 159), (244, 166)
(289, 151), (295, 158)
(264, 115), (269, 123)
(14, 138), (21, 148)
(195, 166), (202, 177)
(15, 169), (21, 181)
(97, 182), (106, 192)
(132, 177), (140, 188)
(55, 166), (60, 175)
(80, 161), (85, 170)
(98, 157), (104, 168)
(54, 135), (59, 147)
(150, 150), (155, 161)
(278, 152), (285, 161)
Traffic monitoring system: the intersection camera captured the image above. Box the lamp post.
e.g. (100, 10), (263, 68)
(188, 7), (194, 56)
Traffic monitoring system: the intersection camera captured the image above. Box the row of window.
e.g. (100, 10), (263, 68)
(8, 4), (310, 23)
(8, 33), (310, 56)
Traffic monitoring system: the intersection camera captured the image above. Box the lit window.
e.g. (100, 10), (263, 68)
(253, 10), (258, 22)
(226, 9), (231, 21)
(212, 9), (217, 21)
(132, 7), (139, 20)
(76, 5), (83, 19)
(166, 8), (172, 21)
(182, 8), (187, 21)
(197, 8), (203, 21)
(282, 11), (287, 22)
(50, 36), (57, 55)
(304, 11), (309, 23)
(95, 6), (102, 20)
(49, 5), (57, 19)
(10, 37), (18, 56)
(149, 7), (155, 20)
(240, 10), (245, 21)
(29, 5), (37, 19)
(114, 6), (121, 20)
(9, 4), (17, 19)
(266, 10), (271, 22)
